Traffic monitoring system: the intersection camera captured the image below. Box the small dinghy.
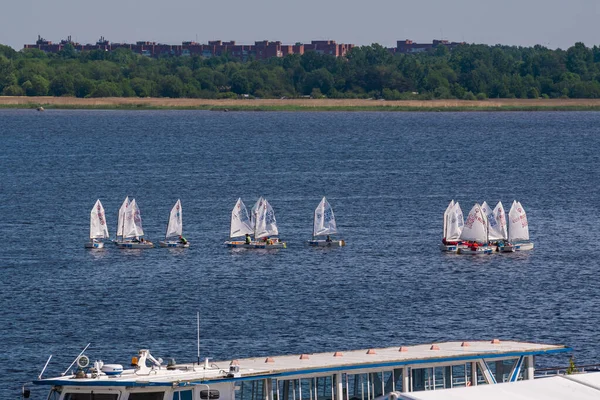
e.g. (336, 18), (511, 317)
(252, 197), (286, 248)
(482, 201), (514, 252)
(508, 200), (534, 251)
(458, 203), (493, 255)
(308, 197), (345, 247)
(224, 198), (255, 248)
(85, 199), (109, 249)
(116, 198), (154, 249)
(159, 199), (189, 248)
(440, 200), (466, 252)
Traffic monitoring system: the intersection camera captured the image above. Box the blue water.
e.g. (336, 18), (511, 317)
(1, 110), (599, 399)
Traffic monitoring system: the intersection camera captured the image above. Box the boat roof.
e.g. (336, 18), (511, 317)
(34, 340), (569, 388)
(398, 373), (600, 400)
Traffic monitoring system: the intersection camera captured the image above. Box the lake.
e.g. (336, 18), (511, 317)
(1, 110), (599, 398)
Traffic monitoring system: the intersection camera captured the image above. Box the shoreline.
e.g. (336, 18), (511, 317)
(2, 96), (600, 111)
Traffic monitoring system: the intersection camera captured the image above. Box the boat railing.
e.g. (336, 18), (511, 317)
(535, 363), (600, 377)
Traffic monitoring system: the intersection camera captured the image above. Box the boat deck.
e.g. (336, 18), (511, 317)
(34, 340), (568, 387)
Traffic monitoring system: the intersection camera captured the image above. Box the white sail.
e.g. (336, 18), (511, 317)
(123, 199), (139, 239)
(165, 199), (183, 239)
(482, 201), (501, 241)
(116, 196), (130, 238)
(230, 198), (253, 238)
(460, 203), (488, 243)
(442, 200), (455, 239)
(445, 201), (464, 241)
(508, 200), (530, 242)
(90, 199), (109, 239)
(254, 198), (279, 239)
(313, 197), (337, 236)
(489, 201), (508, 241)
(132, 199), (145, 237)
(250, 196), (264, 226)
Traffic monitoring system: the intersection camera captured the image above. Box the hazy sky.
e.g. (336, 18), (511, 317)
(2, 0), (599, 50)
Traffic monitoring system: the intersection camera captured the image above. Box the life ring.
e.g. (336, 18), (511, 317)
(466, 381), (471, 387)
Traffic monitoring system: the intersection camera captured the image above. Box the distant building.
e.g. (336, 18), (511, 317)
(23, 36), (461, 59)
(393, 39), (464, 54)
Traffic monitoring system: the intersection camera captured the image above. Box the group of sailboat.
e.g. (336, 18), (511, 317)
(225, 197), (287, 248)
(440, 199), (534, 255)
(85, 198), (189, 249)
(226, 196), (345, 249)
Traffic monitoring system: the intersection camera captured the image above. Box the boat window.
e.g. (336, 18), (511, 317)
(174, 390), (193, 400)
(128, 393), (165, 400)
(47, 388), (62, 400)
(200, 389), (220, 399)
(63, 394), (119, 400)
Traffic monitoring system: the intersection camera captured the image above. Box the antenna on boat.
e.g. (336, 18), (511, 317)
(197, 312), (200, 366)
(38, 355), (53, 379)
(62, 343), (91, 376)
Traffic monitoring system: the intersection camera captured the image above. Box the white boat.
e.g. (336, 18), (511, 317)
(84, 199), (109, 249)
(116, 198), (154, 249)
(482, 201), (514, 253)
(28, 338), (572, 400)
(159, 199), (189, 248)
(224, 198), (256, 248)
(508, 200), (534, 251)
(439, 200), (466, 252)
(308, 197), (345, 247)
(458, 203), (493, 255)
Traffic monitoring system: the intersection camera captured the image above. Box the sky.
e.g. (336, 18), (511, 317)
(1, 0), (599, 50)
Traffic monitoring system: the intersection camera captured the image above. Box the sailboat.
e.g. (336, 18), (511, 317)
(224, 198), (255, 248)
(483, 201), (514, 252)
(508, 200), (534, 251)
(308, 197), (345, 247)
(116, 198), (154, 249)
(114, 196), (130, 245)
(457, 203), (493, 255)
(159, 199), (189, 248)
(85, 199), (109, 249)
(440, 200), (466, 252)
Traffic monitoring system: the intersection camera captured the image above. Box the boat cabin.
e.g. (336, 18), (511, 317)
(32, 340), (569, 400)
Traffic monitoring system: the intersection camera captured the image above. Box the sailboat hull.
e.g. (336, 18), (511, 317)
(514, 242), (534, 251)
(308, 239), (345, 247)
(439, 243), (468, 253)
(84, 241), (104, 249)
(458, 246), (493, 255)
(159, 240), (189, 248)
(116, 241), (154, 249)
(225, 240), (287, 249)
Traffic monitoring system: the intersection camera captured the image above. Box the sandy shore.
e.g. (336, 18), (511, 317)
(2, 96), (600, 109)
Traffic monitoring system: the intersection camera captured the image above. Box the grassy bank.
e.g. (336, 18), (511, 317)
(3, 97), (600, 111)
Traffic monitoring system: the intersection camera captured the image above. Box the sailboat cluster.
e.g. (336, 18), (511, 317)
(86, 196), (345, 250)
(225, 196), (345, 249)
(85, 197), (188, 249)
(440, 200), (534, 255)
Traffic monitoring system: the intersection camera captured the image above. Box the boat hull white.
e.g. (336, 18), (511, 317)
(439, 243), (468, 253)
(84, 241), (104, 249)
(225, 240), (287, 249)
(458, 246), (493, 255)
(158, 240), (189, 248)
(116, 241), (154, 249)
(514, 242), (534, 251)
(309, 239), (345, 247)
(498, 244), (516, 252)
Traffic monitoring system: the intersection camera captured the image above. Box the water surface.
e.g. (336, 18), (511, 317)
(1, 110), (599, 398)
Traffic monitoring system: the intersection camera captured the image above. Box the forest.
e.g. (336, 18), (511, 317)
(2, 42), (600, 100)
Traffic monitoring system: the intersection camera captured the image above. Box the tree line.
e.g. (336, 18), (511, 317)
(2, 42), (600, 99)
